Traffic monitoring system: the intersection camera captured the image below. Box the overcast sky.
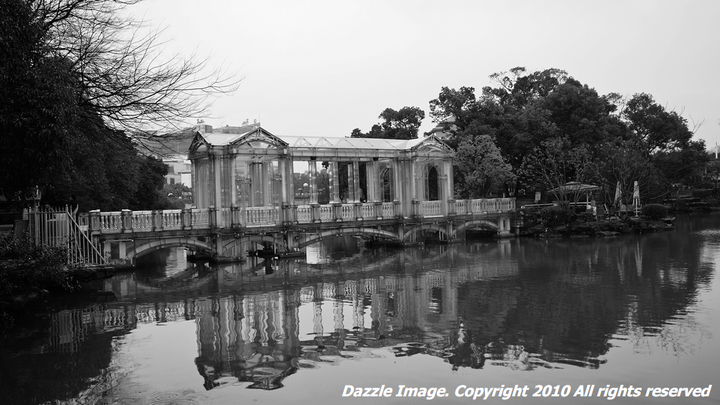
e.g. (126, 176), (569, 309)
(127, 0), (720, 147)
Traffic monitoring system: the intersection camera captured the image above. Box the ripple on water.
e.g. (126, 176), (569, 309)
(105, 385), (210, 405)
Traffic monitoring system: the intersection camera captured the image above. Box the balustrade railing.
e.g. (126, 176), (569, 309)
(99, 211), (123, 232)
(246, 207), (280, 226)
(381, 202), (395, 218)
(420, 201), (442, 217)
(296, 205), (312, 223)
(190, 208), (210, 228)
(84, 197), (515, 234)
(130, 210), (153, 231)
(360, 203), (374, 219)
(339, 204), (355, 221)
(318, 205), (333, 221)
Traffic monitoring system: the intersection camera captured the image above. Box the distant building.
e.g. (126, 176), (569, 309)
(164, 156), (192, 186)
(424, 116), (457, 140)
(141, 126), (208, 188)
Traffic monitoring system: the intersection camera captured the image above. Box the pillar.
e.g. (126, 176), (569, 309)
(309, 159), (318, 204)
(410, 161), (418, 202)
(230, 156), (237, 206)
(366, 161), (377, 202)
(265, 160), (274, 207)
(347, 162), (356, 202)
(352, 161), (360, 202)
(330, 161), (340, 203)
(279, 158), (288, 204)
(392, 160), (401, 202)
(213, 156), (222, 226)
(444, 159), (454, 200)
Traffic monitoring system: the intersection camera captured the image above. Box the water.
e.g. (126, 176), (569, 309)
(1, 214), (719, 405)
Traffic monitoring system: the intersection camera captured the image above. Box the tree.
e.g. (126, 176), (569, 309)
(0, 0), (80, 199)
(0, 0), (237, 203)
(520, 138), (596, 203)
(34, 0), (239, 133)
(455, 135), (516, 198)
(483, 67), (568, 109)
(705, 159), (720, 190)
(351, 106), (425, 139)
(623, 93), (694, 154)
(428, 86), (479, 135)
(593, 139), (657, 208)
(652, 140), (709, 186)
(538, 78), (627, 149)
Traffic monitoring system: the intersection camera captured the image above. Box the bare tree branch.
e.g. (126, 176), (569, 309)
(31, 0), (241, 134)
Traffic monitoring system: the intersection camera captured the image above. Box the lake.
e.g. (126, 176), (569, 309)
(1, 214), (718, 405)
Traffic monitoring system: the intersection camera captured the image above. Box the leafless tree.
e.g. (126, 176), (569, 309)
(31, 0), (240, 135)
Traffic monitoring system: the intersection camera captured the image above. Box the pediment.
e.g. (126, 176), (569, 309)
(411, 135), (454, 155)
(188, 131), (210, 157)
(228, 127), (288, 149)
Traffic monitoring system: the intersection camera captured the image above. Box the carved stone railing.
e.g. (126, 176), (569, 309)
(246, 207), (280, 227)
(420, 201), (442, 217)
(86, 197), (515, 234)
(381, 202), (395, 218)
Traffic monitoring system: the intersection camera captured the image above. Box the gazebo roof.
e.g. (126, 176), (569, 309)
(549, 181), (601, 194)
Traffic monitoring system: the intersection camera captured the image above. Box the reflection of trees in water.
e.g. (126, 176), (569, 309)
(185, 218), (717, 388)
(5, 215), (715, 400)
(0, 304), (133, 405)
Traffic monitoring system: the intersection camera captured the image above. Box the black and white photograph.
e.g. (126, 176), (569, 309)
(1, 1), (718, 404)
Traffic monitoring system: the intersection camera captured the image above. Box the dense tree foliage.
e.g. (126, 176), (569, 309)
(351, 106), (425, 140)
(427, 67), (707, 202)
(455, 135), (515, 198)
(1, 0), (234, 209)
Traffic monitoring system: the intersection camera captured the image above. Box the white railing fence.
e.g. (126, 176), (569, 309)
(26, 206), (106, 266)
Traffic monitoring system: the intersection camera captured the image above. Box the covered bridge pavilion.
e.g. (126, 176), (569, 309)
(189, 124), (457, 225)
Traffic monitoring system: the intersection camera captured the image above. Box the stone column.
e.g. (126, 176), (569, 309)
(213, 155), (222, 226)
(366, 161), (376, 202)
(279, 158), (288, 204)
(230, 156), (237, 206)
(444, 159), (454, 200)
(330, 161), (340, 203)
(352, 161), (360, 202)
(309, 159), (318, 204)
(265, 160), (274, 207)
(410, 160), (417, 202)
(347, 162), (356, 202)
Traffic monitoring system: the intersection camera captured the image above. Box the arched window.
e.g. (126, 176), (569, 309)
(426, 165), (439, 201)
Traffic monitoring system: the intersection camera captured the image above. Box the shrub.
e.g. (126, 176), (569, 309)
(539, 204), (576, 227)
(692, 188), (715, 199)
(641, 203), (668, 220)
(0, 234), (76, 296)
(577, 212), (596, 223)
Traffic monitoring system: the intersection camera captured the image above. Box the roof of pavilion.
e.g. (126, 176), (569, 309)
(280, 135), (428, 151)
(194, 125), (452, 155)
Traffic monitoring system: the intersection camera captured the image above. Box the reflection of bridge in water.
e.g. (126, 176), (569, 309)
(45, 241), (618, 391)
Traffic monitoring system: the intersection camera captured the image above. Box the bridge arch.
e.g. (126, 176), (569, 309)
(453, 219), (500, 236)
(221, 235), (284, 256)
(128, 237), (213, 260)
(298, 227), (400, 249)
(402, 223), (450, 243)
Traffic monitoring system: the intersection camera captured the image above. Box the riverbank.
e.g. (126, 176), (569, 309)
(519, 216), (675, 238)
